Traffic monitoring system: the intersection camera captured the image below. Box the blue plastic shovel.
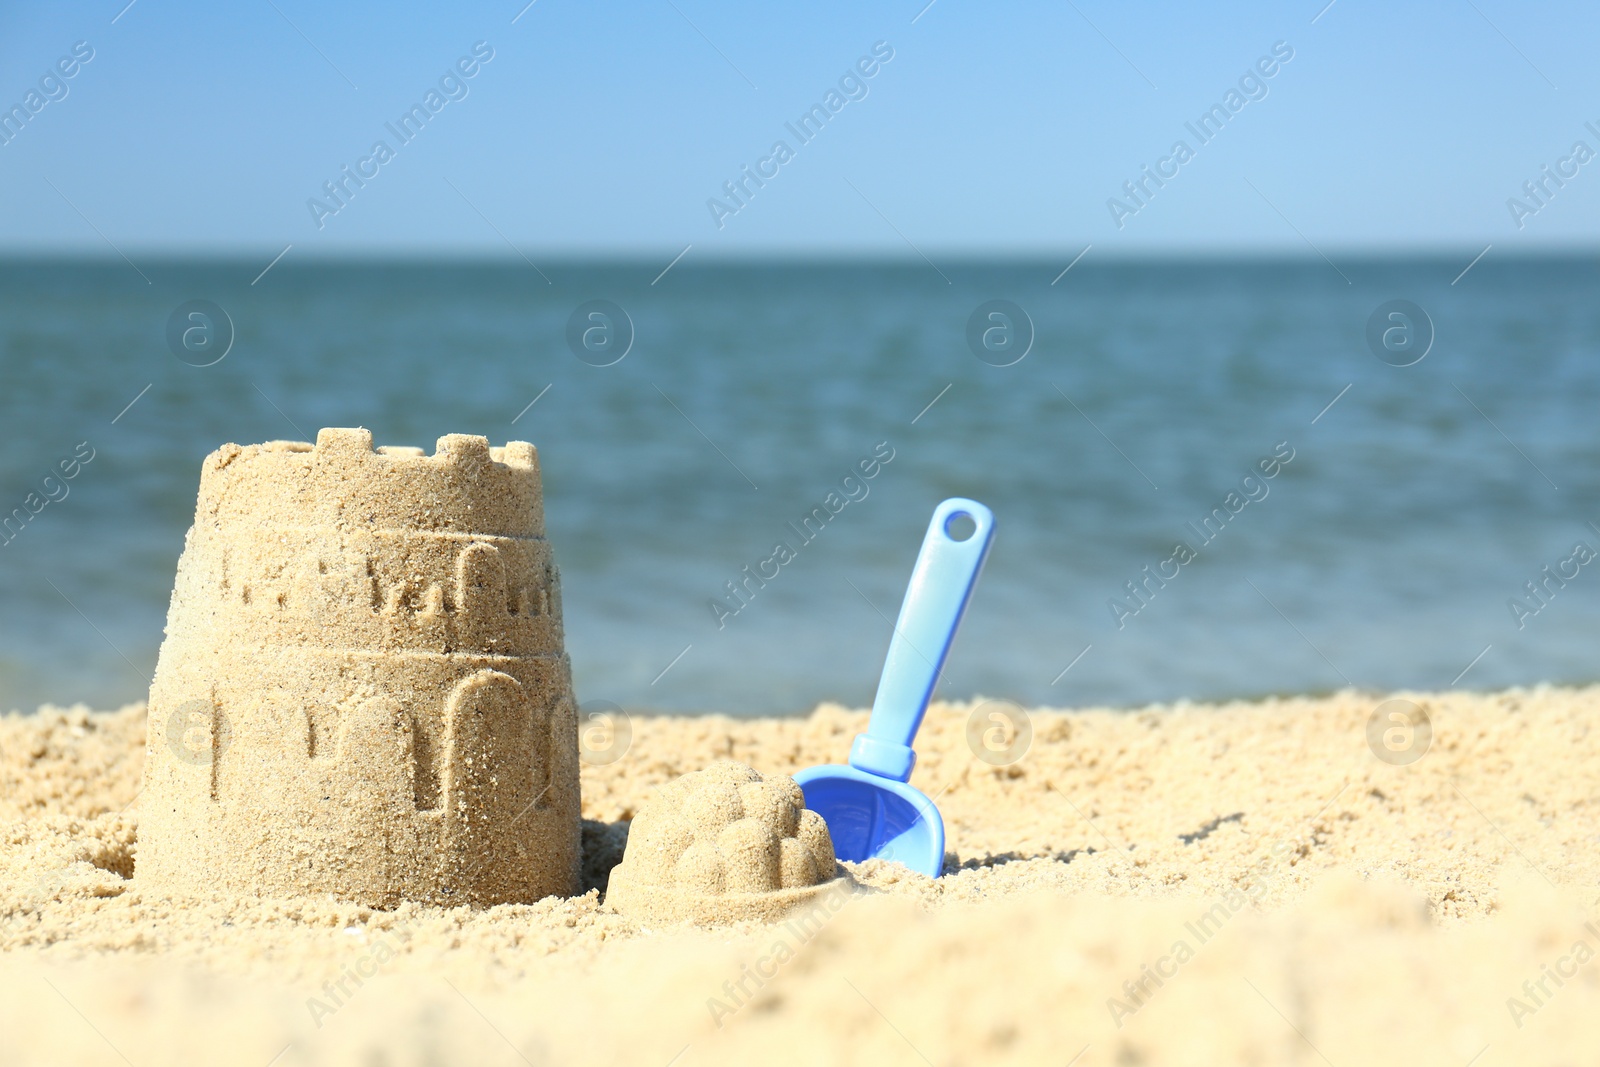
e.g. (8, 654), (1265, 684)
(794, 498), (996, 877)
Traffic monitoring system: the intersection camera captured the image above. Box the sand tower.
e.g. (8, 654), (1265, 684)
(606, 761), (843, 924)
(138, 428), (579, 906)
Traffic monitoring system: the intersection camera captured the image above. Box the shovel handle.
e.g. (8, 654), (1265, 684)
(850, 498), (995, 782)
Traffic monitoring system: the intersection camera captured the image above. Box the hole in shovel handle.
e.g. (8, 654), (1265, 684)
(943, 511), (977, 542)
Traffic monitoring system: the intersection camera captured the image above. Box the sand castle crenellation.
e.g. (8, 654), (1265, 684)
(139, 427), (580, 907)
(183, 428), (565, 657)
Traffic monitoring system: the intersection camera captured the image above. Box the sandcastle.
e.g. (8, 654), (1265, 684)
(606, 761), (844, 925)
(138, 428), (579, 907)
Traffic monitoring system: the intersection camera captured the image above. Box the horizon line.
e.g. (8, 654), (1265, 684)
(0, 246), (1591, 266)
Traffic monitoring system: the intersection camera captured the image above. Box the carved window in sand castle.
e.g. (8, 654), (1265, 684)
(353, 541), (548, 621)
(220, 539), (547, 621)
(430, 668), (554, 819)
(270, 670), (555, 819)
(361, 541), (547, 620)
(162, 694), (229, 801)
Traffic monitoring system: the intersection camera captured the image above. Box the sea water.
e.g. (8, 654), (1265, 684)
(1, 256), (1596, 715)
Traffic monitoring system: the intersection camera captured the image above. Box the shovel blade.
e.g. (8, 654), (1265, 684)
(794, 764), (945, 877)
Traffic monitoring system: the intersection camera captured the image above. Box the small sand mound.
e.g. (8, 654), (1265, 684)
(605, 760), (842, 924)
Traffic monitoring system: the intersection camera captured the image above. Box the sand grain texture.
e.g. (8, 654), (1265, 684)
(2, 686), (1598, 1065)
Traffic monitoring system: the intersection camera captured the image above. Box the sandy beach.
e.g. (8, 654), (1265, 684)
(3, 687), (1597, 1065)
(5, 2), (1597, 1063)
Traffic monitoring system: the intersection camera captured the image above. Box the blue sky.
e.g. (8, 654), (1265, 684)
(1, 0), (1596, 258)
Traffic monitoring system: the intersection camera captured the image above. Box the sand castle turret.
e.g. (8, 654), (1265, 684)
(138, 428), (579, 906)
